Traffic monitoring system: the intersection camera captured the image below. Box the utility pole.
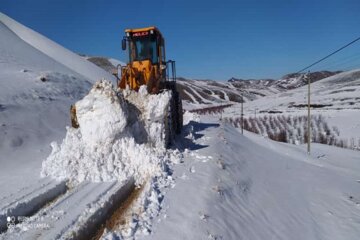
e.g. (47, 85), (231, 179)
(306, 71), (311, 154)
(220, 104), (223, 121)
(293, 36), (360, 154)
(241, 96), (244, 135)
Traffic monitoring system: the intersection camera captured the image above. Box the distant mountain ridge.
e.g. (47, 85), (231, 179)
(82, 55), (342, 105)
(229, 70), (342, 90)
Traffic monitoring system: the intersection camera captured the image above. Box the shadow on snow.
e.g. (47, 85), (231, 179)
(174, 120), (220, 151)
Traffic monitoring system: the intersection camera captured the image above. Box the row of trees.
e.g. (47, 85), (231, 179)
(224, 114), (359, 151)
(189, 104), (233, 115)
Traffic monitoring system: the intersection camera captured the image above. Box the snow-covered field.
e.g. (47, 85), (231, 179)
(222, 69), (360, 145)
(1, 11), (360, 240)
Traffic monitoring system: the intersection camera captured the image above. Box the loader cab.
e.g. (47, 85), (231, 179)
(117, 26), (176, 94)
(122, 27), (166, 66)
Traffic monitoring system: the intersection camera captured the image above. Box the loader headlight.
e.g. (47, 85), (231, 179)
(160, 64), (166, 70)
(126, 32), (130, 37)
(150, 30), (154, 34)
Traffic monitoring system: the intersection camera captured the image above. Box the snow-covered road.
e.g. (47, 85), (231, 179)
(0, 178), (66, 232)
(1, 178), (134, 240)
(146, 117), (360, 240)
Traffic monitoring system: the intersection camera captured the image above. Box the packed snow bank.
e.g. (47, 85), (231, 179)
(41, 80), (175, 185)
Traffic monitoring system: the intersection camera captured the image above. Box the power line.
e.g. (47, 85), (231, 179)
(312, 55), (360, 72)
(312, 51), (360, 71)
(341, 63), (360, 72)
(297, 36), (360, 74)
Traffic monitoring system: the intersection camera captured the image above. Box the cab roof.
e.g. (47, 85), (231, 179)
(125, 26), (162, 36)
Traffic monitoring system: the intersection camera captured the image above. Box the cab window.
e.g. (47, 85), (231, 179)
(131, 34), (158, 64)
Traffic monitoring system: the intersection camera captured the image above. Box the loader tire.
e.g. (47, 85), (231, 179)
(174, 92), (183, 134)
(164, 100), (173, 149)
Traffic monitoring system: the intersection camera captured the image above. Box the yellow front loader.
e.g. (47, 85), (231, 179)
(71, 26), (182, 147)
(114, 26), (182, 137)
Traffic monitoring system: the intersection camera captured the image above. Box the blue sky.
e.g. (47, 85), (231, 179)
(1, 0), (360, 80)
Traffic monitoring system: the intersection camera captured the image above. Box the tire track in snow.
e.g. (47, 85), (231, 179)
(0, 179), (67, 233)
(1, 178), (135, 240)
(93, 184), (144, 239)
(0, 178), (54, 210)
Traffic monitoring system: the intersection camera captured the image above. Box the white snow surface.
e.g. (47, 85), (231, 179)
(142, 116), (360, 240)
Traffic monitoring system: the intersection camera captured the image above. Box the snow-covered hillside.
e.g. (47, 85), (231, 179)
(177, 77), (279, 105)
(223, 69), (360, 141)
(0, 13), (114, 82)
(0, 12), (115, 162)
(242, 69), (360, 112)
(175, 71), (340, 107)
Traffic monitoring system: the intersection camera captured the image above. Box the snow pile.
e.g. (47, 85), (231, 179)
(41, 80), (174, 185)
(122, 86), (171, 148)
(75, 80), (128, 147)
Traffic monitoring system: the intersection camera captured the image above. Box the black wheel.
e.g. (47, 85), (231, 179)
(164, 95), (175, 149)
(164, 112), (171, 148)
(162, 84), (182, 147)
(175, 92), (183, 134)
